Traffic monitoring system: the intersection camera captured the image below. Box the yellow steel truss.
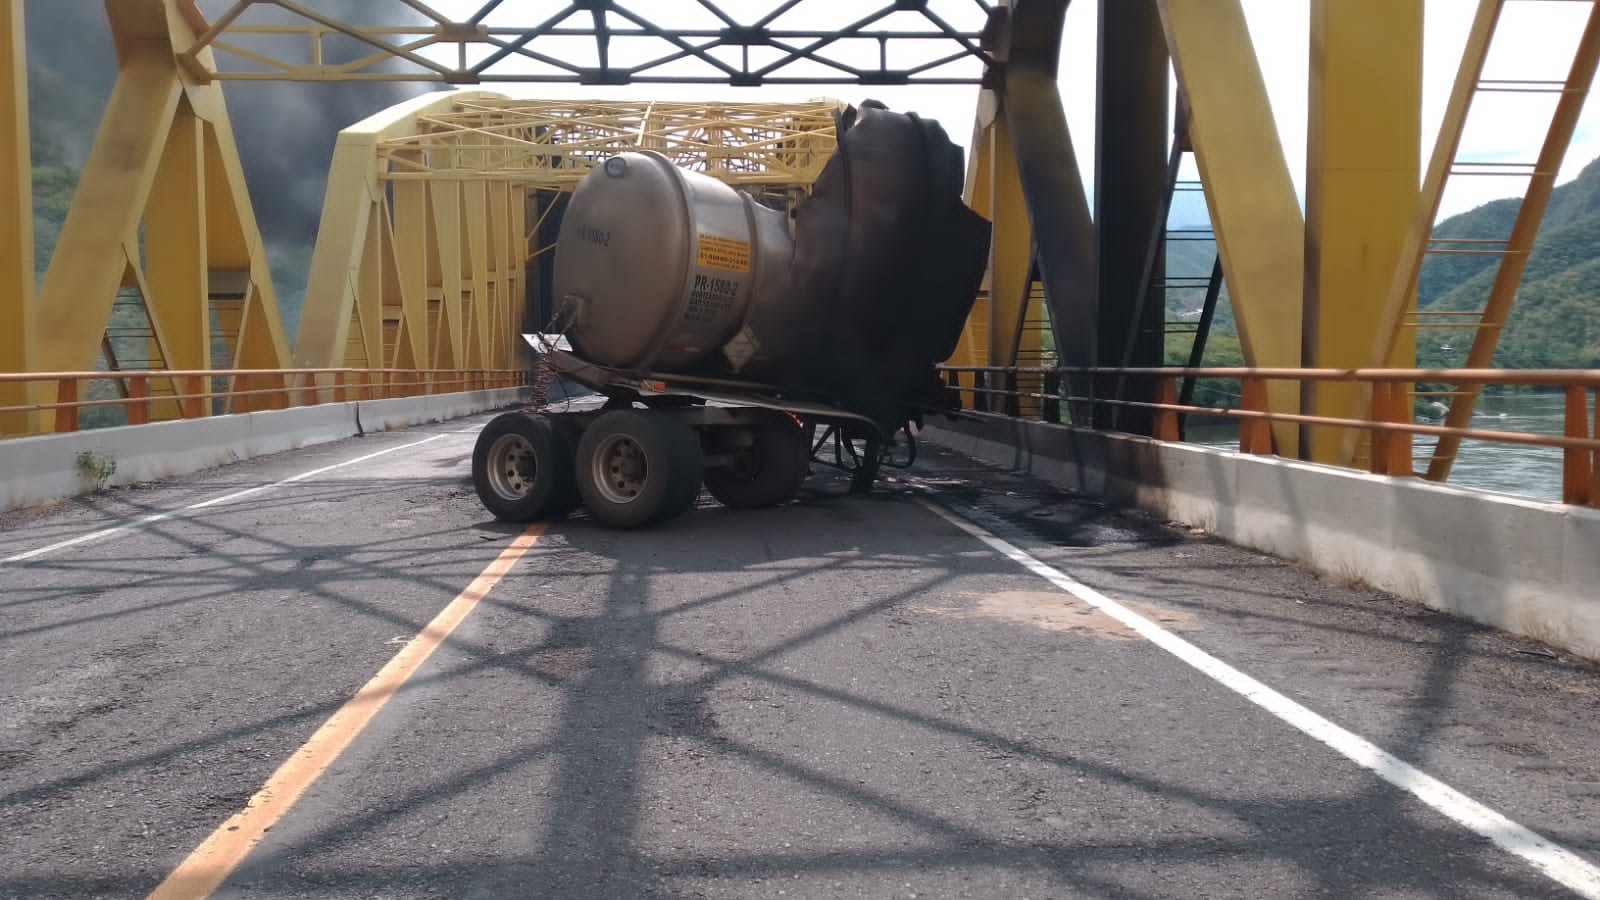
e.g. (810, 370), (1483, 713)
(11, 0), (1592, 486)
(0, 0), (33, 432)
(25, 0), (291, 427)
(1302, 0), (1421, 465)
(174, 1), (992, 86)
(295, 95), (841, 370)
(1158, 0), (1305, 456)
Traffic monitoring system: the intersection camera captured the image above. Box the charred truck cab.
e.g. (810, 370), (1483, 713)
(471, 101), (992, 529)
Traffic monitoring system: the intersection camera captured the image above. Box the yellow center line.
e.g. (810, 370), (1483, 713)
(146, 523), (548, 900)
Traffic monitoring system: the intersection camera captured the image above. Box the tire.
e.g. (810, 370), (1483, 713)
(703, 416), (811, 509)
(657, 416), (705, 522)
(574, 410), (683, 529)
(848, 433), (883, 495)
(472, 413), (579, 522)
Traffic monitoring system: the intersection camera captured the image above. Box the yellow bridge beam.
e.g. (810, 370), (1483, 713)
(1159, 0), (1305, 456)
(0, 0), (33, 431)
(1302, 0), (1421, 465)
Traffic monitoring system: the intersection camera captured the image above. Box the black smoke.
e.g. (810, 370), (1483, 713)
(190, 1), (431, 253)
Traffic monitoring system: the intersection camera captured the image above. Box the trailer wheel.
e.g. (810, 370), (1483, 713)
(575, 410), (684, 529)
(472, 412), (579, 522)
(658, 416), (705, 521)
(704, 417), (810, 509)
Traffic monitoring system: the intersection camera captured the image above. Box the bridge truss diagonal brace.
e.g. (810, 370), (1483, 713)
(996, 0), (1098, 424)
(32, 0), (291, 391)
(1159, 0), (1305, 456)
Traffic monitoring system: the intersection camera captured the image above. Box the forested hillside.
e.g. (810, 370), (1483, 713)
(1161, 159), (1600, 373)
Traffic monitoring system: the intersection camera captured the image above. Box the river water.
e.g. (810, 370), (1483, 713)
(1185, 391), (1583, 505)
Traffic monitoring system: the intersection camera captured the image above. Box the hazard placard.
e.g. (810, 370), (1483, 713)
(695, 234), (751, 273)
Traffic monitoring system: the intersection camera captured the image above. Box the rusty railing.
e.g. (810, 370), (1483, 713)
(937, 366), (1600, 507)
(0, 368), (531, 439)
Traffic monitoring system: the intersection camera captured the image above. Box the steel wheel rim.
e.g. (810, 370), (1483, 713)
(486, 433), (538, 501)
(591, 433), (647, 504)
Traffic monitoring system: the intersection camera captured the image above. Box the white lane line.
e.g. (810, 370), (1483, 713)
(917, 495), (1600, 900)
(2, 434), (449, 566)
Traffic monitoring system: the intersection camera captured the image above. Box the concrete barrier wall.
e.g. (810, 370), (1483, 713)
(923, 413), (1600, 663)
(0, 388), (529, 515)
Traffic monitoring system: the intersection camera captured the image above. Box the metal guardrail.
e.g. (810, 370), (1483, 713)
(0, 368), (531, 438)
(937, 366), (1600, 507)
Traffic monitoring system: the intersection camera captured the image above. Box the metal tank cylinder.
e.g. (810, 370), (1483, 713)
(553, 150), (794, 374)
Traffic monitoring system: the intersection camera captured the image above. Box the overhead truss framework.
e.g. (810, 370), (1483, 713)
(377, 97), (841, 192)
(294, 94), (841, 371)
(182, 0), (997, 85)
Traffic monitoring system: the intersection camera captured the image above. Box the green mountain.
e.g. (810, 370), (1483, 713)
(1416, 157), (1600, 368)
(1158, 158), (1600, 373)
(27, 66), (87, 284)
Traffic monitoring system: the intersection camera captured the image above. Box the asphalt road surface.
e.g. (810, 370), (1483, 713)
(2, 410), (1598, 899)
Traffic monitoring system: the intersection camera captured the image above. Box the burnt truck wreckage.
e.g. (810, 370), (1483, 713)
(471, 101), (992, 529)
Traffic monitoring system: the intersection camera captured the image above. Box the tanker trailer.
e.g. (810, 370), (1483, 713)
(471, 101), (991, 530)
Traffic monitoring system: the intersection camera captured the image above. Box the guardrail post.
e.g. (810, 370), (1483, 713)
(1240, 376), (1270, 454)
(54, 379), (77, 433)
(1042, 370), (1061, 423)
(1369, 382), (1413, 477)
(1154, 376), (1180, 442)
(1386, 383), (1414, 476)
(182, 375), (204, 419)
(128, 376), (149, 426)
(1564, 385), (1591, 505)
(1591, 389), (1599, 508)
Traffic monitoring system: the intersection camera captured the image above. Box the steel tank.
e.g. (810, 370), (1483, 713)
(553, 151), (794, 374)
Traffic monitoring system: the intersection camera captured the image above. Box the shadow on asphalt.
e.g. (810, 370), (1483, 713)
(0, 460), (1591, 898)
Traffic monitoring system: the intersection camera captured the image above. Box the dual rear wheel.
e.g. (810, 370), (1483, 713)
(575, 409), (703, 529)
(472, 408), (814, 529)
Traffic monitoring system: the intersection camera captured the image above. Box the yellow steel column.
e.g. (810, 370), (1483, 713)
(1303, 0), (1420, 464)
(985, 95), (1034, 371)
(1, 0), (33, 431)
(488, 181), (511, 368)
(354, 200), (382, 368)
(430, 180), (464, 369)
(464, 179), (492, 369)
(393, 175), (431, 368)
(146, 99), (210, 373)
(1159, 0), (1304, 455)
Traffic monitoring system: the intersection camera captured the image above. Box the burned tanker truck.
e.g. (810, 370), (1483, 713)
(471, 101), (992, 529)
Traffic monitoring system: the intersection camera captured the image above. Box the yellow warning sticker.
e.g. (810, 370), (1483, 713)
(696, 234), (752, 273)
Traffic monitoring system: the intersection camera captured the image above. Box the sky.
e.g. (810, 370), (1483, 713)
(219, 0), (1600, 222)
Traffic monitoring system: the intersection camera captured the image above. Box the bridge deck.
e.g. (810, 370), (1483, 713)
(2, 414), (1597, 898)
